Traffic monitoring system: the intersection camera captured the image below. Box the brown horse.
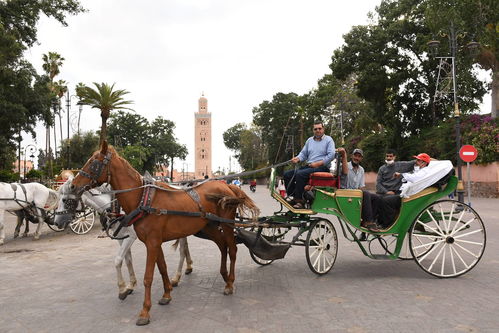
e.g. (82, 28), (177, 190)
(70, 142), (259, 326)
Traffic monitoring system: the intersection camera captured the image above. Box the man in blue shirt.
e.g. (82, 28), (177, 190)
(283, 121), (335, 209)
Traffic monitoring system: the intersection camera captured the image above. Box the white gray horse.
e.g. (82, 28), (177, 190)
(54, 178), (193, 299)
(0, 182), (59, 245)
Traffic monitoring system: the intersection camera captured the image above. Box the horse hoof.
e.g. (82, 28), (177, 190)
(21, 234), (28, 238)
(223, 288), (233, 295)
(13, 234), (18, 239)
(185, 268), (193, 275)
(0, 241), (4, 246)
(118, 289), (133, 300)
(158, 297), (172, 305)
(136, 317), (150, 326)
(171, 280), (178, 287)
(33, 236), (40, 240)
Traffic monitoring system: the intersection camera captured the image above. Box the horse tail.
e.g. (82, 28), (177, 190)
(207, 184), (260, 220)
(171, 239), (180, 251)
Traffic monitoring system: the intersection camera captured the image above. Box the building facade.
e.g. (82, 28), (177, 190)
(194, 94), (212, 179)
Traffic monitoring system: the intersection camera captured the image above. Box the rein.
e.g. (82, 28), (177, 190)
(172, 159), (292, 185)
(85, 159), (294, 198)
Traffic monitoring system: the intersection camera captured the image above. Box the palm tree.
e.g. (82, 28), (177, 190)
(53, 80), (68, 156)
(77, 82), (134, 144)
(42, 52), (65, 176)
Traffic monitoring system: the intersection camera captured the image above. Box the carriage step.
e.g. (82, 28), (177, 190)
(371, 254), (393, 260)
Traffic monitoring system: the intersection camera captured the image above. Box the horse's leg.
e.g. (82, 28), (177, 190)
(222, 224), (237, 295)
(202, 225), (232, 294)
(33, 208), (44, 240)
(22, 211), (30, 238)
(184, 237), (194, 275)
(115, 239), (128, 300)
(136, 241), (160, 326)
(14, 211), (23, 238)
(0, 210), (5, 245)
(170, 238), (185, 287)
(124, 247), (137, 292)
(156, 246), (173, 305)
(123, 232), (137, 294)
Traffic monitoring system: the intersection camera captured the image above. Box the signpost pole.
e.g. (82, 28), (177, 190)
(459, 145), (478, 207)
(466, 162), (471, 206)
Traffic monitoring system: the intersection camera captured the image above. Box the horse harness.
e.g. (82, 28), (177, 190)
(76, 151), (241, 239)
(106, 178), (240, 239)
(77, 151), (113, 191)
(0, 182), (40, 219)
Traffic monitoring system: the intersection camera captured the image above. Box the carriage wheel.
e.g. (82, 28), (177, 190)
(45, 211), (65, 232)
(249, 226), (288, 266)
(305, 219), (338, 275)
(409, 200), (486, 278)
(69, 206), (96, 235)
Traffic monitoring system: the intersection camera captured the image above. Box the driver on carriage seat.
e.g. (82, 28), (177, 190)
(283, 121), (335, 209)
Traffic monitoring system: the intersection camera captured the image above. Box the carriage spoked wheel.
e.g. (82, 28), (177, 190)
(45, 211), (65, 232)
(69, 206), (96, 235)
(409, 200), (486, 278)
(249, 226), (288, 266)
(305, 219), (338, 275)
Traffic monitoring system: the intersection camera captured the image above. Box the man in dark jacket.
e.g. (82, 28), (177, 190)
(376, 149), (415, 195)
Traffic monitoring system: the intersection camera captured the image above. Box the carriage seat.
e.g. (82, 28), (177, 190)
(307, 172), (338, 188)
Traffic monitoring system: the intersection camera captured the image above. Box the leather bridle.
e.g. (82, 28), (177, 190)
(75, 151), (113, 195)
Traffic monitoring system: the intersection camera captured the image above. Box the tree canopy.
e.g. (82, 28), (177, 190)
(227, 0), (496, 173)
(107, 111), (187, 174)
(0, 0), (84, 170)
(76, 82), (134, 144)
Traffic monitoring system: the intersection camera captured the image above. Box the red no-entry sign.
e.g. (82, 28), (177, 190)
(459, 145), (478, 163)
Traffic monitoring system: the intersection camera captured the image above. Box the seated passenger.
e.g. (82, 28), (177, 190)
(376, 149), (416, 195)
(394, 153), (453, 198)
(338, 148), (365, 189)
(362, 153), (453, 230)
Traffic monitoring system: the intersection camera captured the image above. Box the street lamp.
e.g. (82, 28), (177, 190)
(63, 90), (81, 170)
(427, 22), (479, 203)
(23, 144), (36, 180)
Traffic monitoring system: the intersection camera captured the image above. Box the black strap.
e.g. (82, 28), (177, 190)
(139, 206), (237, 224)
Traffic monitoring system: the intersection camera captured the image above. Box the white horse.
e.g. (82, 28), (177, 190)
(54, 178), (193, 300)
(0, 182), (59, 245)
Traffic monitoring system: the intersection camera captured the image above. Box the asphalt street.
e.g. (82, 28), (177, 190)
(0, 185), (498, 333)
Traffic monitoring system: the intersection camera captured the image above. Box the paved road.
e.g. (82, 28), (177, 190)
(0, 186), (497, 333)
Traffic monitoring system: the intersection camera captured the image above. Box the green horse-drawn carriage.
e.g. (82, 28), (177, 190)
(242, 166), (486, 279)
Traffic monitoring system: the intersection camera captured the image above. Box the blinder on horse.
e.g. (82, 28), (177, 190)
(77, 151), (113, 191)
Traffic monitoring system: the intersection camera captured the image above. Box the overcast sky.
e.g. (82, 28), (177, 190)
(23, 0), (490, 173)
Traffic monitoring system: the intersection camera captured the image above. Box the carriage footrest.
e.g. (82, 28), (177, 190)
(371, 254), (393, 260)
(236, 229), (290, 261)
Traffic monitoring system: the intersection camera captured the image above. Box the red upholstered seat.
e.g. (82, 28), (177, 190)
(308, 172), (338, 188)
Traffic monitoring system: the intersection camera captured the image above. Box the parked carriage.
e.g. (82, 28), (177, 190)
(49, 170), (96, 234)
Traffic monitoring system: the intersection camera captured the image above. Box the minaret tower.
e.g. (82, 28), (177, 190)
(194, 93), (212, 178)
